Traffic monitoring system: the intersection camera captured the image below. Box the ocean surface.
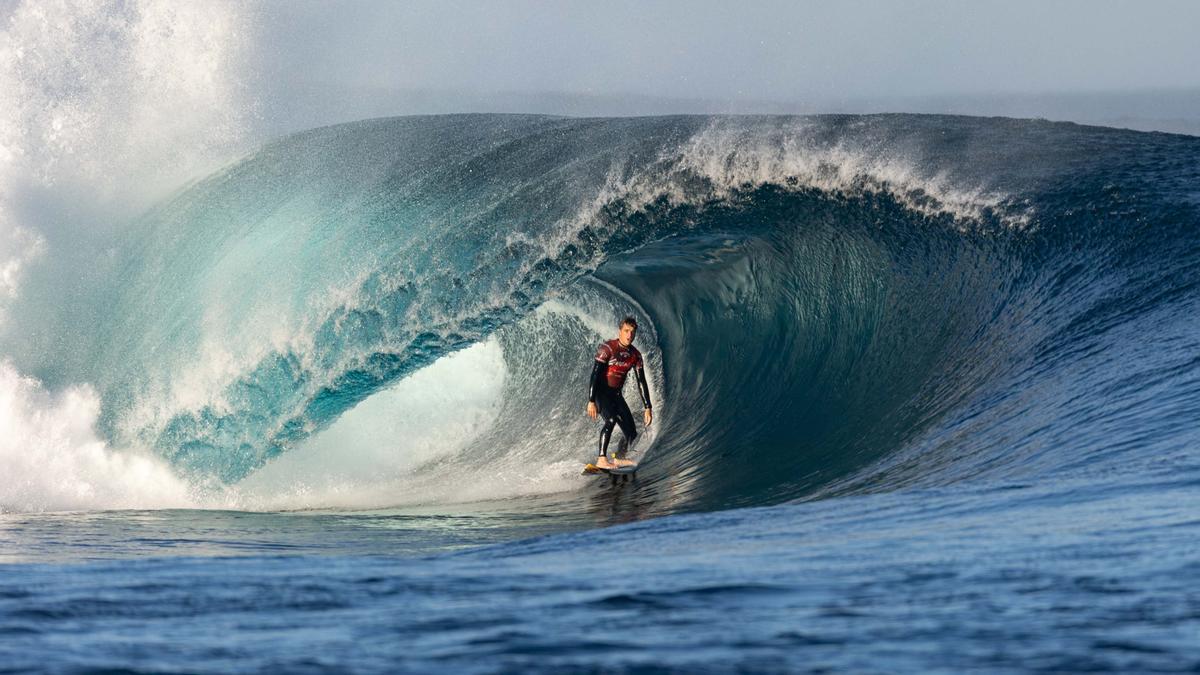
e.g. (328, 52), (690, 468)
(2, 112), (1199, 672)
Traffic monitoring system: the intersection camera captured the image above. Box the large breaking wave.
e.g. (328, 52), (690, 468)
(3, 113), (1198, 514)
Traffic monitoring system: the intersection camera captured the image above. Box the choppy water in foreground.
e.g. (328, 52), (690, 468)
(3, 469), (1198, 672)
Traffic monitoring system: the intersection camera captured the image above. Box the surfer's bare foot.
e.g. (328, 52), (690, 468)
(596, 456), (616, 469)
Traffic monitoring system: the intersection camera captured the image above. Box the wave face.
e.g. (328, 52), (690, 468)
(6, 113), (1198, 513)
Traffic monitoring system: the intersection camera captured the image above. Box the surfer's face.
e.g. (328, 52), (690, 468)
(619, 324), (636, 346)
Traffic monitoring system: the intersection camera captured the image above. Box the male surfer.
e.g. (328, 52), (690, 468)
(586, 316), (653, 470)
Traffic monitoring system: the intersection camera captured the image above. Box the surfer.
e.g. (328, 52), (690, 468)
(587, 316), (653, 470)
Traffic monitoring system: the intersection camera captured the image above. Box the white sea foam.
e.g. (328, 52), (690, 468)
(0, 361), (193, 513)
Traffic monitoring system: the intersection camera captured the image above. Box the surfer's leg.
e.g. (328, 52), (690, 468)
(596, 388), (620, 461)
(613, 396), (637, 459)
(596, 413), (619, 469)
(598, 416), (617, 458)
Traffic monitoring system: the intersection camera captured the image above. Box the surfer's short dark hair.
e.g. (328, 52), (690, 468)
(620, 316), (638, 330)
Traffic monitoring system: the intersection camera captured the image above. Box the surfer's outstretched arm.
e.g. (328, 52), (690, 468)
(635, 365), (653, 426)
(634, 365), (652, 409)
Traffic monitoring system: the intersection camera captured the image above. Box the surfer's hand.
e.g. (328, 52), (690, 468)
(644, 408), (653, 426)
(587, 401), (597, 419)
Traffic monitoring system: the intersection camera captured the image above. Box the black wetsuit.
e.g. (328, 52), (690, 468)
(589, 339), (652, 458)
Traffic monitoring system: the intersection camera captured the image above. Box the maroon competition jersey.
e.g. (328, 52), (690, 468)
(594, 339), (643, 389)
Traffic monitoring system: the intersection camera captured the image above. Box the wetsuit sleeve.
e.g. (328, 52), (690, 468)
(635, 365), (652, 410)
(589, 359), (607, 403)
(589, 343), (611, 403)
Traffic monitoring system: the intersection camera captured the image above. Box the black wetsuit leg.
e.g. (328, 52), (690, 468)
(596, 386), (637, 457)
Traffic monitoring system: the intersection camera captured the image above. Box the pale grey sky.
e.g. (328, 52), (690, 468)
(260, 0), (1200, 101)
